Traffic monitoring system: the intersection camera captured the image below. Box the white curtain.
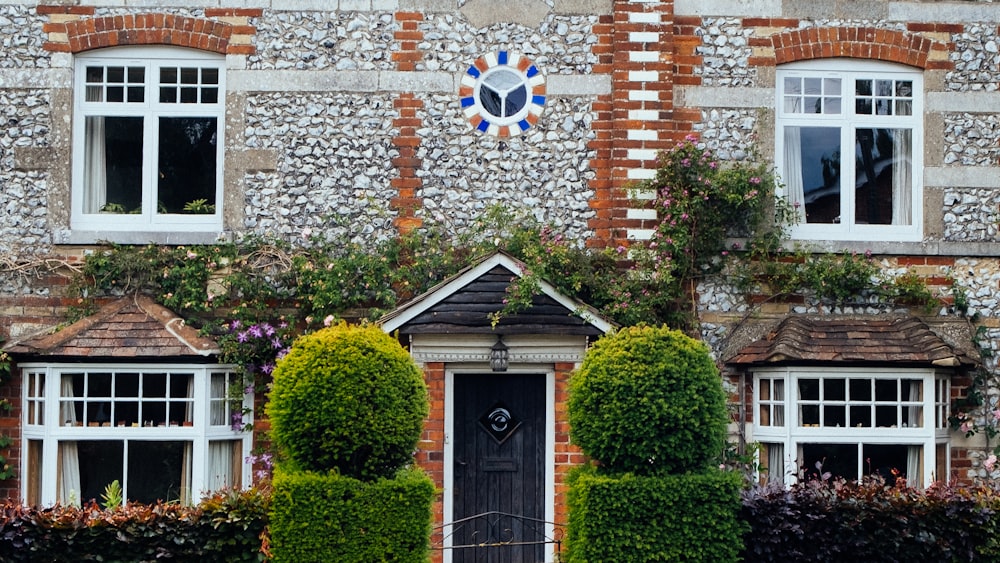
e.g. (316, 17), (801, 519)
(181, 442), (192, 505)
(83, 116), (107, 214)
(906, 446), (922, 486)
(891, 129), (912, 226)
(58, 376), (80, 506)
(783, 127), (807, 223)
(208, 441), (236, 490)
(773, 380), (785, 426)
(210, 373), (226, 426)
(906, 380), (923, 485)
(766, 443), (785, 485)
(906, 380), (922, 428)
(185, 376), (194, 426)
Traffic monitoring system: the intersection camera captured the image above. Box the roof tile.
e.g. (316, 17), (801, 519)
(4, 295), (219, 359)
(728, 315), (977, 367)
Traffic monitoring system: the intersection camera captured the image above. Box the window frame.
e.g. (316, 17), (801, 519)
(20, 362), (250, 507)
(752, 366), (949, 488)
(775, 59), (924, 242)
(70, 46), (226, 233)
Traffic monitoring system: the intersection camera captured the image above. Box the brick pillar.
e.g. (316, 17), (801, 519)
(552, 362), (585, 535)
(586, 14), (616, 248)
(609, 0), (679, 244)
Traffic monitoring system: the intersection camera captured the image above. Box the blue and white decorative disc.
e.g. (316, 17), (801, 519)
(460, 51), (546, 137)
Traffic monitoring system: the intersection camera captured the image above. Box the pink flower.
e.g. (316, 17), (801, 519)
(961, 421), (973, 433)
(992, 409), (1000, 421)
(986, 454), (997, 472)
(323, 314), (335, 327)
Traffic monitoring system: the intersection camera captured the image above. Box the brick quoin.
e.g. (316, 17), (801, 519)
(588, 1), (681, 248)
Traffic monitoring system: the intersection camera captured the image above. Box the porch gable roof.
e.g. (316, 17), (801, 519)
(379, 250), (616, 336)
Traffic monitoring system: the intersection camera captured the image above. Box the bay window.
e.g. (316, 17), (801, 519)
(776, 60), (922, 241)
(71, 47), (225, 233)
(21, 364), (250, 506)
(754, 368), (949, 487)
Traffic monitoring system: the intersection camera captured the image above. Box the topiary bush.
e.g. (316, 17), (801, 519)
(266, 323), (428, 480)
(568, 325), (728, 475)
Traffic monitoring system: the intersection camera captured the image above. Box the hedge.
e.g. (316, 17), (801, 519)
(740, 479), (1000, 562)
(0, 488), (267, 562)
(565, 465), (744, 563)
(268, 467), (434, 563)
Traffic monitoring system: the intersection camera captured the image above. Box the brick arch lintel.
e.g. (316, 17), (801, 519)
(773, 26), (946, 69)
(63, 14), (237, 55)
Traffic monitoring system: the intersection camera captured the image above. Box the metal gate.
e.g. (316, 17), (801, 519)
(434, 511), (564, 562)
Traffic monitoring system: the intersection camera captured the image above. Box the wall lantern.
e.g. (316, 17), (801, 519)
(490, 336), (509, 372)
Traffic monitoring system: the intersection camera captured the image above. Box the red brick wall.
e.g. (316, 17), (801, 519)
(0, 369), (21, 501)
(414, 362), (446, 560)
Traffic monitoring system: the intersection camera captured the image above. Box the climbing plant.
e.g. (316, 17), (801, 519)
(0, 350), (15, 481)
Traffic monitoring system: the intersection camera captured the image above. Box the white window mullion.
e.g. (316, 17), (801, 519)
(143, 112), (158, 223)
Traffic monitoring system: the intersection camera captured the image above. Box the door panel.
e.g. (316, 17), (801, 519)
(453, 373), (545, 563)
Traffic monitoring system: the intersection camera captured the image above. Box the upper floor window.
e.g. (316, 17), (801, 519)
(776, 60), (923, 241)
(72, 47), (225, 233)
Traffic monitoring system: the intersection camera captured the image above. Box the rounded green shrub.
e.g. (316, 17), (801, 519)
(568, 325), (727, 475)
(266, 323), (428, 480)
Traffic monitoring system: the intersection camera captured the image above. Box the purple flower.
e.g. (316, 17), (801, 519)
(248, 325), (264, 338)
(272, 337), (283, 349)
(230, 320), (241, 330)
(261, 363), (275, 374)
(236, 331), (249, 343)
(263, 323), (275, 336)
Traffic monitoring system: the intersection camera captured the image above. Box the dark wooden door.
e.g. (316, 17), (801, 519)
(453, 373), (546, 563)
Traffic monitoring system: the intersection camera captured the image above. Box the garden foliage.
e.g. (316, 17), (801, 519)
(0, 488), (267, 562)
(741, 478), (1000, 562)
(266, 323), (428, 480)
(268, 467), (434, 563)
(568, 325), (728, 475)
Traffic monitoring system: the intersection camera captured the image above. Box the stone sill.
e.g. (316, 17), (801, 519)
(55, 230), (233, 246)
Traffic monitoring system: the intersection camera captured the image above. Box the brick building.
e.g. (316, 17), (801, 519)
(0, 1), (999, 561)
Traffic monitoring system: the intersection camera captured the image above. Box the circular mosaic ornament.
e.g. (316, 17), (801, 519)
(460, 51), (546, 137)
